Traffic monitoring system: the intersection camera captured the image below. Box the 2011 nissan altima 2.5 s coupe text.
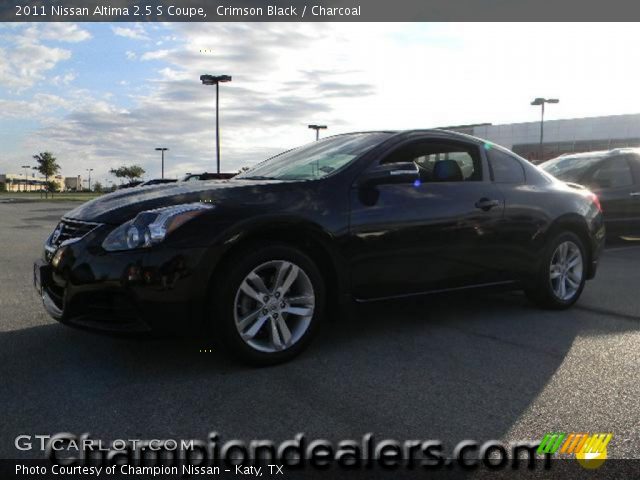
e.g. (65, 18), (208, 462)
(33, 130), (605, 364)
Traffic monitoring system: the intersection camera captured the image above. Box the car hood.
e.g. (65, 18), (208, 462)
(64, 178), (286, 224)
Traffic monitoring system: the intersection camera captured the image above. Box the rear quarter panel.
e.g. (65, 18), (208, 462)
(497, 179), (604, 278)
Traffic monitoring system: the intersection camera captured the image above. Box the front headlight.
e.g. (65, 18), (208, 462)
(102, 203), (213, 252)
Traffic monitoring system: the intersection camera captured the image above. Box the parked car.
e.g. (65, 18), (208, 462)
(34, 130), (605, 364)
(117, 181), (143, 189)
(540, 149), (640, 237)
(139, 178), (178, 187)
(182, 172), (236, 182)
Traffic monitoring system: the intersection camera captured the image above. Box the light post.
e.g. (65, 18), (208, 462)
(200, 74), (232, 174)
(530, 97), (559, 162)
(86, 168), (94, 191)
(21, 165), (31, 192)
(308, 124), (327, 141)
(155, 147), (168, 179)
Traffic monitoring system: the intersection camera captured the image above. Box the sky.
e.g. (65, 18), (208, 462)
(2, 22), (640, 185)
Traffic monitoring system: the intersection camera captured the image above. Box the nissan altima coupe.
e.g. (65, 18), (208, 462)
(34, 130), (605, 364)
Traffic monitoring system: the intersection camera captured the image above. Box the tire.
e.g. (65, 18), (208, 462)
(211, 244), (325, 365)
(525, 231), (587, 309)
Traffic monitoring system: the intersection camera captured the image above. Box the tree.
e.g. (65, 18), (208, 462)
(33, 152), (61, 199)
(110, 165), (145, 183)
(45, 180), (60, 193)
(93, 181), (103, 193)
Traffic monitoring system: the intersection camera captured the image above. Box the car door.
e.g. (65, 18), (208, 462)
(583, 155), (637, 236)
(347, 138), (505, 300)
(485, 146), (548, 277)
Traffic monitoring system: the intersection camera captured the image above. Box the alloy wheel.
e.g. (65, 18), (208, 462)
(233, 260), (315, 353)
(549, 240), (583, 301)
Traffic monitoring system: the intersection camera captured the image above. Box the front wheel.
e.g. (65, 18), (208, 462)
(212, 245), (325, 365)
(525, 232), (587, 309)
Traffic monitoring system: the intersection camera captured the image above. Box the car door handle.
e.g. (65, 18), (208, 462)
(630, 192), (640, 197)
(475, 198), (500, 211)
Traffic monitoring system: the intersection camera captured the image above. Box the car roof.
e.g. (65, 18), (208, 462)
(552, 147), (640, 160)
(329, 128), (488, 145)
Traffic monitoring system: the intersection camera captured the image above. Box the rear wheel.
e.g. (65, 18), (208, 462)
(212, 245), (325, 365)
(525, 232), (587, 309)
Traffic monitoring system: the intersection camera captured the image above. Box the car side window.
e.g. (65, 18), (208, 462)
(381, 141), (482, 182)
(487, 148), (526, 184)
(590, 156), (633, 189)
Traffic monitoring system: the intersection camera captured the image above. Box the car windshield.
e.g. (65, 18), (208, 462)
(540, 154), (605, 182)
(237, 132), (391, 181)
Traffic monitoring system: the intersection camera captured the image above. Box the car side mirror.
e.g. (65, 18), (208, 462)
(358, 162), (419, 188)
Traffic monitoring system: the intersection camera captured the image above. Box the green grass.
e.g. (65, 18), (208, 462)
(0, 191), (104, 202)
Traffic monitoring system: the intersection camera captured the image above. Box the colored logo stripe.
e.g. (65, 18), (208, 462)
(555, 433), (613, 455)
(537, 433), (566, 454)
(561, 433), (585, 454)
(583, 433), (612, 454)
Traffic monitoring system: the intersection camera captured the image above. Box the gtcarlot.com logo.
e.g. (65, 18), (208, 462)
(537, 432), (612, 469)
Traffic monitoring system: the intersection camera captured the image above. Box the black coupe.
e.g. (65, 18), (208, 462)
(34, 130), (605, 364)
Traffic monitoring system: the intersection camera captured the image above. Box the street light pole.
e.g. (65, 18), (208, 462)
(86, 168), (94, 191)
(530, 97), (559, 163)
(200, 74), (232, 174)
(21, 165), (31, 192)
(155, 147), (168, 179)
(308, 124), (327, 141)
(216, 82), (220, 173)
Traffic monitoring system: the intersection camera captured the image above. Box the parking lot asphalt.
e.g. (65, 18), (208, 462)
(1, 201), (639, 459)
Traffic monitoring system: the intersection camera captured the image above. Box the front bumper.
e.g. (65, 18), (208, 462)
(34, 238), (216, 335)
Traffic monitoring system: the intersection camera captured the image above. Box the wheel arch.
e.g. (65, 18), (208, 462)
(208, 219), (348, 309)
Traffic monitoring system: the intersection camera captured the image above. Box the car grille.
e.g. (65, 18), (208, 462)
(49, 218), (101, 249)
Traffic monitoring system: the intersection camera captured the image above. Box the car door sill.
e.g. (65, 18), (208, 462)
(354, 280), (519, 303)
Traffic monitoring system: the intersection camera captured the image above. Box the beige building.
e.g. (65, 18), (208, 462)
(64, 175), (83, 191)
(0, 173), (65, 192)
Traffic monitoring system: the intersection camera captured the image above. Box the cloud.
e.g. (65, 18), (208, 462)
(125, 51), (137, 60)
(39, 23), (92, 43)
(52, 72), (77, 86)
(20, 23), (92, 43)
(0, 23), (88, 91)
(141, 49), (171, 61)
(0, 40), (72, 90)
(112, 25), (149, 41)
(0, 94), (70, 118)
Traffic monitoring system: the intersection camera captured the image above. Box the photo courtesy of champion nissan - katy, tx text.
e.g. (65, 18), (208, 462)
(33, 130), (605, 364)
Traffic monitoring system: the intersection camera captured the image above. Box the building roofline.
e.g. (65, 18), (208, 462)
(479, 112), (640, 129)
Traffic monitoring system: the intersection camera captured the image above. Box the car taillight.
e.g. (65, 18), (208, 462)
(589, 192), (602, 212)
